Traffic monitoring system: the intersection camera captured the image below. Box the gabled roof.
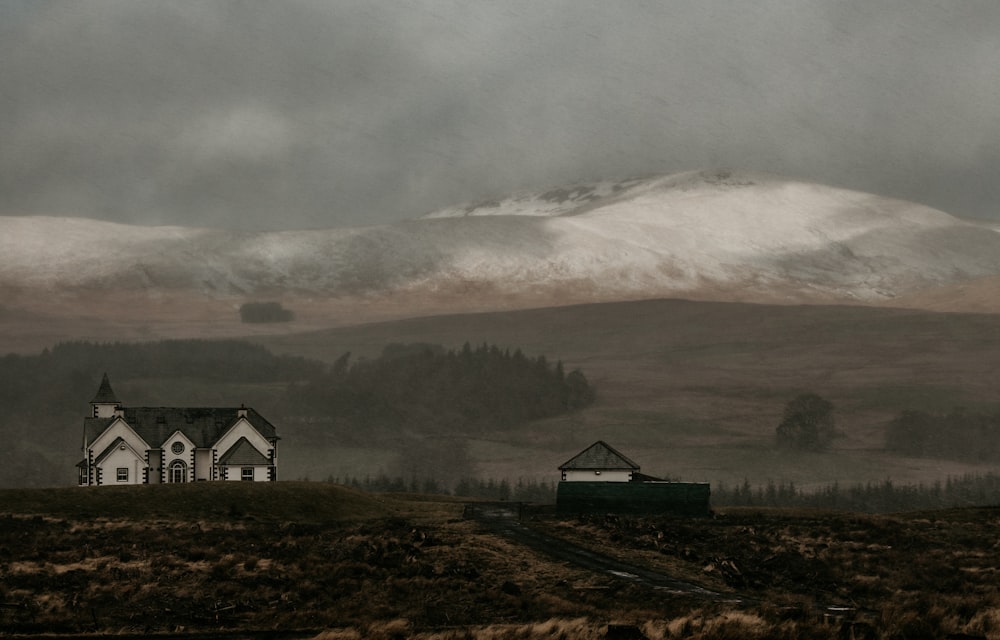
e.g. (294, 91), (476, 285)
(558, 440), (640, 471)
(85, 407), (277, 449)
(94, 436), (144, 464)
(90, 373), (120, 404)
(218, 437), (270, 465)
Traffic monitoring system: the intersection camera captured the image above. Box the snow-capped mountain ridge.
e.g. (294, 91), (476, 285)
(3, 170), (999, 316)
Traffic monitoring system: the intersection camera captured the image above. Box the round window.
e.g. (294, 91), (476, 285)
(171, 442), (185, 455)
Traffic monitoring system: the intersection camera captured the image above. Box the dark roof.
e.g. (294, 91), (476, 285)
(90, 373), (120, 404)
(558, 440), (640, 471)
(85, 407), (277, 449)
(218, 437), (270, 465)
(631, 471), (665, 482)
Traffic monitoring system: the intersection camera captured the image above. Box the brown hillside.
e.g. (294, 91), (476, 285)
(254, 298), (1000, 490)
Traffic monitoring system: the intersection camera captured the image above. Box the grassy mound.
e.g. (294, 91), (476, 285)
(0, 481), (457, 522)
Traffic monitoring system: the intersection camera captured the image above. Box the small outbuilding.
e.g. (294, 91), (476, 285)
(556, 441), (710, 516)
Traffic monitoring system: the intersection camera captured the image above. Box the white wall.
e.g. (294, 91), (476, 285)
(194, 449), (213, 481)
(163, 432), (196, 483)
(563, 469), (633, 482)
(96, 446), (145, 485)
(219, 465), (269, 482)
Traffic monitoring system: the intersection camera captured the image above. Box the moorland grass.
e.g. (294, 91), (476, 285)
(0, 481), (464, 523)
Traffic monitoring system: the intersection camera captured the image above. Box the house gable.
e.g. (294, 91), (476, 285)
(218, 437), (270, 466)
(92, 437), (146, 485)
(88, 417), (150, 462)
(214, 417), (273, 459)
(559, 441), (640, 482)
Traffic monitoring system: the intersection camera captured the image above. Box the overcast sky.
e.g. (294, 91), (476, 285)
(2, 1), (1000, 230)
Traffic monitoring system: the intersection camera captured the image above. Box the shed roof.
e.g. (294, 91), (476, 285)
(558, 440), (640, 471)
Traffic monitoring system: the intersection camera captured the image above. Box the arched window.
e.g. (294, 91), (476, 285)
(169, 460), (187, 484)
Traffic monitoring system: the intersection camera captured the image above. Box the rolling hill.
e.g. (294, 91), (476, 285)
(1, 169), (999, 355)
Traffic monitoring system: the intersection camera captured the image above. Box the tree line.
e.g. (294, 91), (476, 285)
(713, 473), (1000, 513)
(321, 473), (557, 503)
(316, 472), (1000, 513)
(285, 342), (595, 440)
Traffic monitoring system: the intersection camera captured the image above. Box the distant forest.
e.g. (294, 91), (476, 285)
(285, 342), (595, 439)
(0, 339), (593, 488)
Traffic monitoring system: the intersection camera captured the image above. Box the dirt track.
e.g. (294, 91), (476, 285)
(464, 503), (741, 603)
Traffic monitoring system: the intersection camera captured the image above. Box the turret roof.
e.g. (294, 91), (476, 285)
(90, 373), (120, 404)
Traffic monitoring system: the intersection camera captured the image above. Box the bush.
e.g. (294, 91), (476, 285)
(239, 301), (294, 323)
(775, 393), (835, 451)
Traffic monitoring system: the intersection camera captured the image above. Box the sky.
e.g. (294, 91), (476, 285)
(2, 0), (1000, 231)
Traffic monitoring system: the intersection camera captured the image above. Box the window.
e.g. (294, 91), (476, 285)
(241, 467), (254, 482)
(117, 468), (128, 482)
(171, 442), (185, 454)
(169, 460), (187, 483)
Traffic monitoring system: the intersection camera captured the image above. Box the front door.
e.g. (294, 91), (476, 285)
(169, 460), (187, 483)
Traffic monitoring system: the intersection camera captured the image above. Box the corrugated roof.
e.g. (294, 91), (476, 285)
(85, 407), (277, 449)
(218, 437), (270, 465)
(90, 373), (120, 404)
(558, 440), (640, 471)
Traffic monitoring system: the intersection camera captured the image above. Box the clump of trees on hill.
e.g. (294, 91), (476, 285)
(286, 342), (595, 438)
(775, 392), (836, 451)
(239, 301), (295, 323)
(886, 408), (1000, 463)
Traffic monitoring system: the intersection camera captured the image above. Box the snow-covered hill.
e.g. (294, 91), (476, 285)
(3, 169), (1000, 315)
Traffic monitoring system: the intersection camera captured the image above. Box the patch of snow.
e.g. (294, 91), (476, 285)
(3, 170), (1000, 313)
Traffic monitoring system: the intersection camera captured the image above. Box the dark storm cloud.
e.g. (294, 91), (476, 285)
(2, 0), (999, 230)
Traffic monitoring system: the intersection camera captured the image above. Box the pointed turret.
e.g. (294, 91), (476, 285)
(90, 373), (121, 418)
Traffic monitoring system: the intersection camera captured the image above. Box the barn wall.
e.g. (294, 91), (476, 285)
(563, 470), (633, 482)
(556, 481), (711, 516)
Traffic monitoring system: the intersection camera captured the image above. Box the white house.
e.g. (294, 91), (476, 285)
(78, 374), (279, 486)
(558, 440), (640, 482)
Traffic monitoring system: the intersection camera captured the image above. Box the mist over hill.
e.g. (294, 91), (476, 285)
(2, 170), (999, 338)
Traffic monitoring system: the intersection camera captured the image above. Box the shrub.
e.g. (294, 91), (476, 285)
(239, 301), (294, 323)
